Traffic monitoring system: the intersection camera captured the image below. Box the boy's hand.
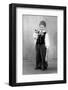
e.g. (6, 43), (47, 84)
(35, 29), (39, 34)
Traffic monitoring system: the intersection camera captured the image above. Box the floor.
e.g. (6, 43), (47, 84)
(23, 58), (57, 75)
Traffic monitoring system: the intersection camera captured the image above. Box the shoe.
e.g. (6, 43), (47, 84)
(42, 68), (45, 71)
(42, 66), (47, 71)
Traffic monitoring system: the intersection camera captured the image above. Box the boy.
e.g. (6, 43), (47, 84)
(33, 20), (49, 71)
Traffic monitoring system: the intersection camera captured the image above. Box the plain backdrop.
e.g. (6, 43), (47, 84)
(0, 0), (68, 90)
(23, 15), (57, 62)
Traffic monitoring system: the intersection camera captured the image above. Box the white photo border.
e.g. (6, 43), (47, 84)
(16, 7), (64, 83)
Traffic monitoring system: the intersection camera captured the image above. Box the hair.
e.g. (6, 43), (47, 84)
(39, 20), (46, 27)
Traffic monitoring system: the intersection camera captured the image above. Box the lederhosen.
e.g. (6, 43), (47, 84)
(36, 32), (47, 68)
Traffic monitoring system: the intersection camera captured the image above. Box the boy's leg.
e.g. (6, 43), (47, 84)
(37, 50), (42, 68)
(40, 44), (47, 70)
(35, 44), (41, 69)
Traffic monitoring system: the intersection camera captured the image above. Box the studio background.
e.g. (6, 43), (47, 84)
(23, 15), (57, 74)
(23, 15), (57, 64)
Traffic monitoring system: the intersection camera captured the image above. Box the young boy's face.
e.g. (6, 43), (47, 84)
(39, 25), (46, 32)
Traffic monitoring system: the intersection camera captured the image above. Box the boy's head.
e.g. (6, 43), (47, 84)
(39, 21), (46, 31)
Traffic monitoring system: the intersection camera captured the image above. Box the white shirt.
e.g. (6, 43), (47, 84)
(33, 31), (50, 49)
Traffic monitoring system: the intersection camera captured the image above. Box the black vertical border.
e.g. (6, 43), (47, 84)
(63, 7), (66, 83)
(9, 4), (16, 86)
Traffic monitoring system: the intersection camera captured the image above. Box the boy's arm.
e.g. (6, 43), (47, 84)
(33, 32), (38, 45)
(45, 33), (50, 49)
